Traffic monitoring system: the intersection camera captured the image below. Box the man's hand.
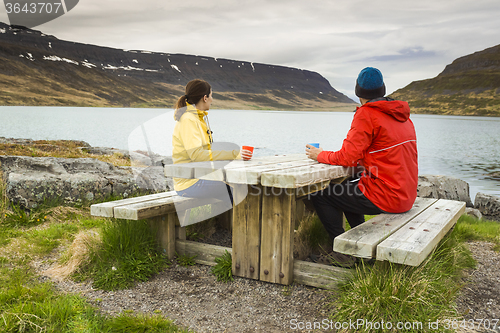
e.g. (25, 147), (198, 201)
(305, 144), (323, 161)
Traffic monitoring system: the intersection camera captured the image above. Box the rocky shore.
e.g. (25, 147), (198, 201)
(1, 138), (499, 220)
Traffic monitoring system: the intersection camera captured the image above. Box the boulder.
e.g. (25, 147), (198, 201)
(464, 207), (482, 220)
(474, 192), (500, 221)
(0, 156), (172, 209)
(417, 175), (473, 207)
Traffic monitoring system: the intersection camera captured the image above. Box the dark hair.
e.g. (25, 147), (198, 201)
(174, 79), (212, 121)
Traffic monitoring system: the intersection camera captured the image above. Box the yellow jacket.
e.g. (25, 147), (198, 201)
(172, 104), (240, 191)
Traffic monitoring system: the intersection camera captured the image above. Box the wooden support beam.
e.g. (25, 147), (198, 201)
(175, 239), (231, 267)
(260, 187), (296, 285)
(172, 240), (348, 289)
(293, 260), (349, 289)
(232, 185), (262, 280)
(148, 213), (177, 260)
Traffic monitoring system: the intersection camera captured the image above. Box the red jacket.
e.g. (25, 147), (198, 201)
(317, 100), (418, 213)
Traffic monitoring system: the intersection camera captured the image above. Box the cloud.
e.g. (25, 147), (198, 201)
(365, 47), (437, 63)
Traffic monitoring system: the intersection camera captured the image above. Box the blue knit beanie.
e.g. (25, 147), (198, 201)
(355, 67), (386, 99)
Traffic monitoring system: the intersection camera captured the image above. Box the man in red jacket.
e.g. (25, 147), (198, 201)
(305, 67), (418, 267)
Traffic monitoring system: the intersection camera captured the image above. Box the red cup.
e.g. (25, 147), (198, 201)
(241, 146), (254, 160)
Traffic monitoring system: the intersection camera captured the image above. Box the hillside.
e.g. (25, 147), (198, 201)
(390, 45), (500, 116)
(0, 23), (355, 110)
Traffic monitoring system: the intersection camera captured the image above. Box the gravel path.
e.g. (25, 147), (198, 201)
(34, 241), (500, 333)
(456, 242), (500, 333)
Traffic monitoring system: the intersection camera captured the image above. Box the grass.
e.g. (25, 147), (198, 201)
(0, 140), (131, 166)
(0, 200), (189, 332)
(453, 214), (500, 250)
(73, 219), (170, 291)
(294, 214), (332, 260)
(210, 250), (233, 282)
(327, 216), (495, 333)
(176, 252), (197, 267)
(0, 267), (191, 333)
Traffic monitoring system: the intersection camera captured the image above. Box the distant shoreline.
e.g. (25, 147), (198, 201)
(4, 104), (500, 117)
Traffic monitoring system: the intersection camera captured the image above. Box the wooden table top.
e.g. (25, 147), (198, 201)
(164, 154), (349, 188)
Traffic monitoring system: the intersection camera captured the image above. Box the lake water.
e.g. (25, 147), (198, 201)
(1, 106), (499, 201)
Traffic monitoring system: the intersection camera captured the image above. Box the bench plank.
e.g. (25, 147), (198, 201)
(333, 198), (438, 258)
(113, 195), (223, 220)
(90, 191), (177, 218)
(376, 199), (465, 266)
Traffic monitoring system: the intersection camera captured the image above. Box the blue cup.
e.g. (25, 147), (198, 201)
(308, 143), (320, 148)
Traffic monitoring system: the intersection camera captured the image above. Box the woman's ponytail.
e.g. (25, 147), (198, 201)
(174, 80), (211, 121)
(174, 95), (189, 121)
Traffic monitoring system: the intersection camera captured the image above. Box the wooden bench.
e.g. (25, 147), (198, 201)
(333, 197), (466, 266)
(90, 191), (233, 259)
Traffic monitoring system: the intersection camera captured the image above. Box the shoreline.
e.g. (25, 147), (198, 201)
(3, 103), (500, 117)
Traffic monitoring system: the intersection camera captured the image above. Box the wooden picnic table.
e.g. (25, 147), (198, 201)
(164, 153), (350, 285)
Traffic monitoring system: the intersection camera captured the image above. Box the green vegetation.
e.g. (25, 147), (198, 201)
(0, 266), (190, 333)
(210, 250), (233, 282)
(294, 214), (332, 260)
(3, 202), (50, 227)
(73, 219), (170, 290)
(0, 140), (132, 166)
(328, 215), (500, 332)
(0, 195), (188, 332)
(176, 252), (197, 267)
(454, 214), (500, 250)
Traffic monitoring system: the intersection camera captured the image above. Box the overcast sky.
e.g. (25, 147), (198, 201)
(2, 0), (500, 101)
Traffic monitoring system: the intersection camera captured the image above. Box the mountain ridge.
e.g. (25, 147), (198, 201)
(0, 22), (355, 110)
(390, 44), (500, 116)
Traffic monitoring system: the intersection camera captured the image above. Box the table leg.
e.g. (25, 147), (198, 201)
(232, 185), (262, 280)
(260, 187), (296, 285)
(149, 212), (177, 260)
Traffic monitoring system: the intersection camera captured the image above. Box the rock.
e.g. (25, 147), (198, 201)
(80, 146), (130, 158)
(474, 192), (500, 221)
(417, 175), (473, 207)
(465, 207), (482, 220)
(0, 136), (91, 147)
(0, 155), (171, 209)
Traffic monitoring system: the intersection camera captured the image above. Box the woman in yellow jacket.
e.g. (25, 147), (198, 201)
(172, 79), (252, 205)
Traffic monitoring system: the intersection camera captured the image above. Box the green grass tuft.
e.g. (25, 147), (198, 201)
(454, 215), (500, 250)
(74, 219), (169, 290)
(211, 250), (233, 282)
(176, 252), (197, 267)
(104, 313), (192, 333)
(3, 203), (50, 228)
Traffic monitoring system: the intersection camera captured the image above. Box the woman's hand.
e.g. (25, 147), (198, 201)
(305, 144), (323, 161)
(241, 148), (253, 161)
